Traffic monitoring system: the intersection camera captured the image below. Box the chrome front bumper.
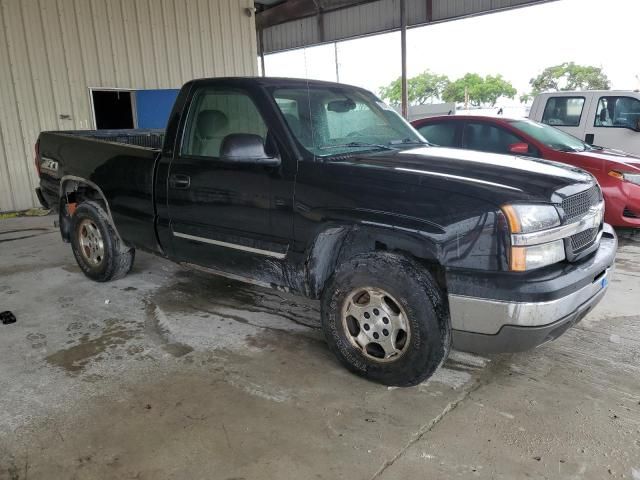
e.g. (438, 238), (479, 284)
(449, 266), (612, 335)
(451, 284), (609, 354)
(447, 224), (617, 353)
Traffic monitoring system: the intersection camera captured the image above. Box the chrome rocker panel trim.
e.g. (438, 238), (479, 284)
(173, 231), (287, 259)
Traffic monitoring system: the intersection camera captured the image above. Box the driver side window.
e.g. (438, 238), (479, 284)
(416, 122), (458, 147)
(463, 122), (523, 154)
(182, 88), (267, 158)
(594, 96), (640, 129)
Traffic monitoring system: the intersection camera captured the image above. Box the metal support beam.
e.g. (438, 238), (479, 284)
(317, 10), (325, 42)
(259, 28), (266, 76)
(334, 42), (340, 82)
(400, 0), (408, 119)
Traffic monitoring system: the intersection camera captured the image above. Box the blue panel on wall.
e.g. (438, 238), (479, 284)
(135, 89), (180, 129)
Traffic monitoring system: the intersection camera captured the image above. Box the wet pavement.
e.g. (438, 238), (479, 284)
(0, 215), (639, 479)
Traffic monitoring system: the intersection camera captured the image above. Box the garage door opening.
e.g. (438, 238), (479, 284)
(92, 90), (135, 129)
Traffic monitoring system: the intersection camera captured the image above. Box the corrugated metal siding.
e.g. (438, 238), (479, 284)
(0, 0), (257, 212)
(261, 0), (555, 53)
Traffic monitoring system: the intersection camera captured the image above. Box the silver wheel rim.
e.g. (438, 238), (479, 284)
(341, 287), (411, 363)
(78, 218), (105, 267)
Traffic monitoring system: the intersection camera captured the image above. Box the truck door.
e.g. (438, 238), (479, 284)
(538, 94), (590, 141)
(166, 85), (291, 273)
(583, 95), (640, 155)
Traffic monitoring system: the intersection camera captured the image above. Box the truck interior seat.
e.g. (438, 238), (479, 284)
(194, 109), (229, 157)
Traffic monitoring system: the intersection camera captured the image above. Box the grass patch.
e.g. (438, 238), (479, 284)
(0, 208), (50, 219)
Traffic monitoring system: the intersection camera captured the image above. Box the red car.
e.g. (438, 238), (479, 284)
(411, 115), (640, 228)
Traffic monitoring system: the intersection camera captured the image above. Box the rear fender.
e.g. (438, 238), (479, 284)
(59, 176), (125, 246)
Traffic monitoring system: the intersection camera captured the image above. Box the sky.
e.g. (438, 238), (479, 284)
(263, 0), (640, 104)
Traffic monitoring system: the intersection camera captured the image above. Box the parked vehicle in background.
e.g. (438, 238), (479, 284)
(530, 91), (640, 156)
(412, 115), (640, 227)
(36, 78), (616, 386)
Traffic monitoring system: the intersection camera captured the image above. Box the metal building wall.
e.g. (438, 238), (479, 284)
(0, 0), (258, 213)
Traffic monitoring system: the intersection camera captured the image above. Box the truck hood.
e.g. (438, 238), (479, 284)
(343, 146), (594, 204)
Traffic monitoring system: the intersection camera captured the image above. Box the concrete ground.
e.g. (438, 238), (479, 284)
(0, 215), (639, 480)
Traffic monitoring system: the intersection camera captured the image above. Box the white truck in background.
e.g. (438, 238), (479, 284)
(530, 91), (640, 155)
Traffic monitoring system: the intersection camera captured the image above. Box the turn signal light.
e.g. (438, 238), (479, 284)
(510, 247), (527, 271)
(501, 204), (521, 233)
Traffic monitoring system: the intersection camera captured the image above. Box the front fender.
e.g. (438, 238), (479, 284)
(304, 207), (508, 298)
(304, 223), (444, 299)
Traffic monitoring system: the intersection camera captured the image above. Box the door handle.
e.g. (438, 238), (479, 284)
(169, 174), (191, 189)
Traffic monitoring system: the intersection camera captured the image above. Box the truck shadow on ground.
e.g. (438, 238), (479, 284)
(150, 267), (322, 331)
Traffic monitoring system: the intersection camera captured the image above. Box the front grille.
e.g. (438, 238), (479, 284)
(570, 228), (599, 253)
(561, 186), (601, 222)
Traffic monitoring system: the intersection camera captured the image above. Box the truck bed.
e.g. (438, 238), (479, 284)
(51, 128), (165, 150)
(37, 129), (163, 252)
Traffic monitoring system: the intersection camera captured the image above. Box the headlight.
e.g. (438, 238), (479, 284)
(510, 240), (566, 271)
(501, 204), (561, 233)
(501, 204), (564, 271)
(609, 170), (640, 186)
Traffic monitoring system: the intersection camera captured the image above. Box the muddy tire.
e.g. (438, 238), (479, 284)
(321, 252), (450, 387)
(70, 201), (135, 282)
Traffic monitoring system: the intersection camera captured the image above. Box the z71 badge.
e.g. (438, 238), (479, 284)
(40, 157), (59, 175)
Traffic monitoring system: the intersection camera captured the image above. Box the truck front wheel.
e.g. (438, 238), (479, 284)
(70, 201), (135, 282)
(321, 252), (450, 387)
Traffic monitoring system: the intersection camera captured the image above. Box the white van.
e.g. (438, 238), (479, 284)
(530, 91), (640, 155)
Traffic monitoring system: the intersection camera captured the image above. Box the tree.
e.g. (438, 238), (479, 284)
(409, 71), (451, 105)
(480, 75), (518, 106)
(519, 93), (533, 104)
(529, 62), (610, 94)
(441, 73), (517, 107)
(379, 70), (450, 106)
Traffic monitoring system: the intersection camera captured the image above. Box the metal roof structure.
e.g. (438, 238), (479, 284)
(255, 0), (558, 54)
(253, 0), (557, 118)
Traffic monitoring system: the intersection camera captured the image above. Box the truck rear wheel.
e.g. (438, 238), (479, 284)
(321, 252), (450, 387)
(70, 201), (135, 282)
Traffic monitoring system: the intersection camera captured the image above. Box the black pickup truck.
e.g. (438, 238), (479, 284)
(36, 77), (617, 386)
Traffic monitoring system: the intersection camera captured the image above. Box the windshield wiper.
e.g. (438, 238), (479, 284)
(389, 138), (430, 146)
(318, 142), (396, 151)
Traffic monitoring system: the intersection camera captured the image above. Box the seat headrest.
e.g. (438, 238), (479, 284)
(196, 110), (228, 139)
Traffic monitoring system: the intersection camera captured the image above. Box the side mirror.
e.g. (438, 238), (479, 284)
(219, 134), (281, 166)
(509, 142), (530, 155)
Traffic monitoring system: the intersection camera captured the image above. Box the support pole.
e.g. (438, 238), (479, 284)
(334, 42), (340, 82)
(400, 0), (408, 119)
(259, 29), (266, 77)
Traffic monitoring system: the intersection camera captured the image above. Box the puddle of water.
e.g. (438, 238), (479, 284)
(46, 319), (137, 374)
